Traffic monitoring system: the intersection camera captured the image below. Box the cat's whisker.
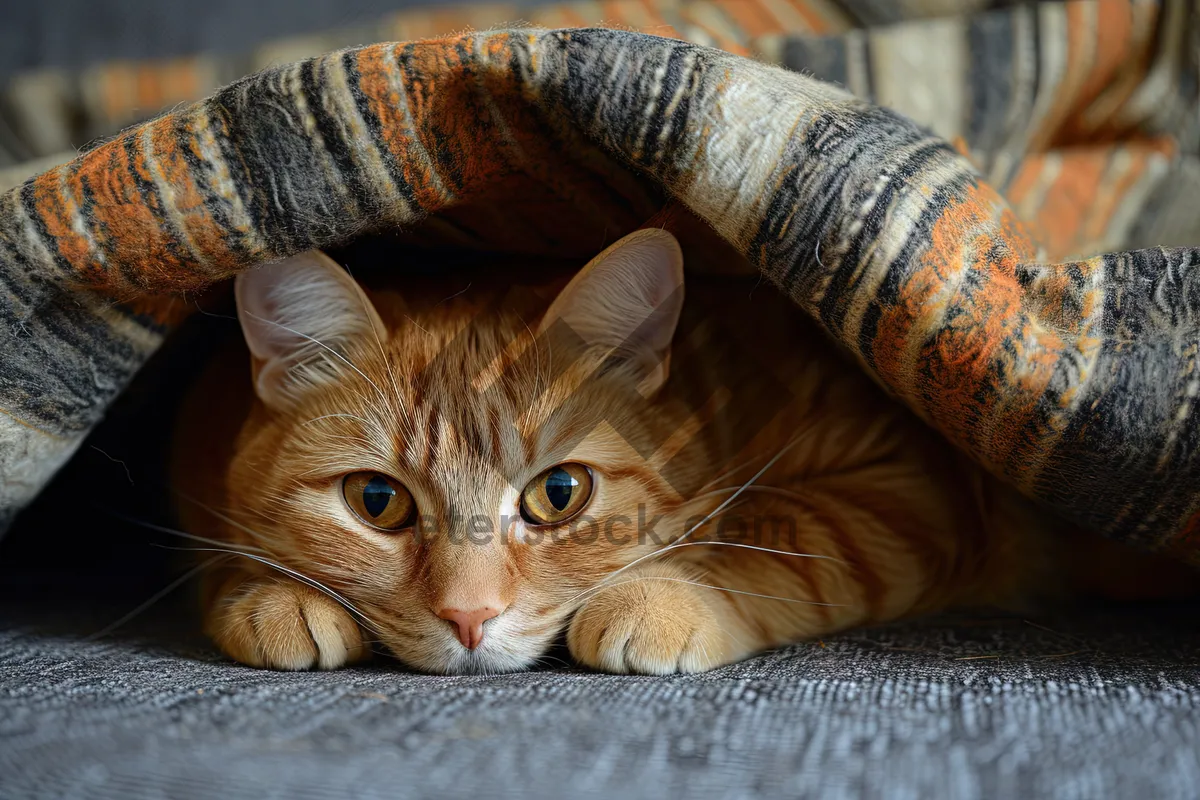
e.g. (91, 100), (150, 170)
(573, 574), (847, 608)
(313, 434), (385, 451)
(697, 639), (714, 668)
(103, 508), (270, 556)
(296, 409), (395, 468)
(697, 454), (770, 492)
(571, 436), (805, 606)
(240, 309), (391, 407)
(663, 541), (845, 563)
(710, 616), (752, 653)
(85, 555), (230, 640)
(345, 262), (411, 428)
(110, 507), (383, 636)
(175, 493), (292, 550)
(520, 315), (550, 404)
(677, 483), (814, 507)
(157, 544), (382, 635)
(675, 485), (742, 504)
(660, 438), (801, 549)
(533, 655), (572, 670)
(300, 413), (374, 427)
(511, 311), (556, 435)
(242, 503), (293, 525)
(737, 485), (811, 503)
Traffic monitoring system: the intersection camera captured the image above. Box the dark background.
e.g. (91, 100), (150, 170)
(0, 296), (236, 611)
(0, 0), (546, 78)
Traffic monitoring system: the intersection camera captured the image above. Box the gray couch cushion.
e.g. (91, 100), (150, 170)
(3, 601), (1198, 799)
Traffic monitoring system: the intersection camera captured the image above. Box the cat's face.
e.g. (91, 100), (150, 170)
(224, 231), (703, 673)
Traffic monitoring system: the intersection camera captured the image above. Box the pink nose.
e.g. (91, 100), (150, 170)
(437, 606), (504, 650)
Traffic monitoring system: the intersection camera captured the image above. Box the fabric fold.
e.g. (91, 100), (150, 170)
(1, 28), (1197, 561)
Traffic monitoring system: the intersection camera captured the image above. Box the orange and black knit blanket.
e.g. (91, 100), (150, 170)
(2, 14), (1200, 564)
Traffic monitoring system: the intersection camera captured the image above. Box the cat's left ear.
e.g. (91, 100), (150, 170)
(540, 228), (684, 395)
(235, 250), (387, 410)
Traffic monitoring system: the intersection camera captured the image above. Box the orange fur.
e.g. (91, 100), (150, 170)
(173, 232), (1193, 675)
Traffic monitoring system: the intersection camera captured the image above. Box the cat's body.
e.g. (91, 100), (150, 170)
(174, 229), (1192, 675)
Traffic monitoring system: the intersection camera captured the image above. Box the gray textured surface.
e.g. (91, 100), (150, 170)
(2, 601), (1199, 799)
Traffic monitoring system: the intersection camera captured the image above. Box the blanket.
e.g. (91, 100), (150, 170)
(2, 2), (1199, 566)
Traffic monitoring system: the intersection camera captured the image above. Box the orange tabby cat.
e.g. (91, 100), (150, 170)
(173, 229), (1192, 675)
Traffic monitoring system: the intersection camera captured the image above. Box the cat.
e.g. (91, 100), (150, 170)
(172, 227), (1195, 675)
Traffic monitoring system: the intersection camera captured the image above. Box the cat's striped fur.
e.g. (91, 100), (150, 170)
(175, 230), (1191, 675)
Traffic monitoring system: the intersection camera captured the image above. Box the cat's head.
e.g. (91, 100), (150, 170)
(225, 230), (708, 673)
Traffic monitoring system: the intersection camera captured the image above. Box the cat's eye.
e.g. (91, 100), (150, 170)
(342, 472), (416, 531)
(520, 463), (593, 526)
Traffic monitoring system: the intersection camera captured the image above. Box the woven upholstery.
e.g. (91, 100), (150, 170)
(3, 597), (1198, 799)
(2, 5), (1200, 563)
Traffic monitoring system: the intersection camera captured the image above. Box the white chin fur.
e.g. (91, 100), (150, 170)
(437, 647), (541, 675)
(399, 619), (555, 675)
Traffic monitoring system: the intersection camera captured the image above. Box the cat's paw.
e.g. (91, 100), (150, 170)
(567, 568), (740, 675)
(208, 577), (368, 670)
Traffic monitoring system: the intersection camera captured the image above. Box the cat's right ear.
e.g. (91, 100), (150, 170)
(235, 250), (387, 411)
(539, 228), (685, 395)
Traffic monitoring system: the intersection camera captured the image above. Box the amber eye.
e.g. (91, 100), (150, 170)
(520, 463), (593, 525)
(342, 472), (416, 531)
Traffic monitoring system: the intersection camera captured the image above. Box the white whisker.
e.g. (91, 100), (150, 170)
(105, 509), (268, 555)
(158, 545), (381, 634)
(572, 435), (805, 606)
(697, 454), (766, 492)
(678, 483), (812, 506)
(111, 508), (381, 635)
(665, 541), (844, 563)
(300, 413), (374, 427)
(578, 575), (846, 608)
(345, 262), (411, 428)
(404, 315), (432, 336)
(86, 555), (229, 640)
(520, 315), (547, 403)
(240, 308), (390, 405)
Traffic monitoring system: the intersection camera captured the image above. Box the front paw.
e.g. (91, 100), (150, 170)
(207, 577), (367, 670)
(567, 568), (740, 675)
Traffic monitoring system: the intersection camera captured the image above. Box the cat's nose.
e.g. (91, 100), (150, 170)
(437, 605), (505, 650)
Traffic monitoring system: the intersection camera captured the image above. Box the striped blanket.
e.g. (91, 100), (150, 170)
(2, 1), (1200, 566)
